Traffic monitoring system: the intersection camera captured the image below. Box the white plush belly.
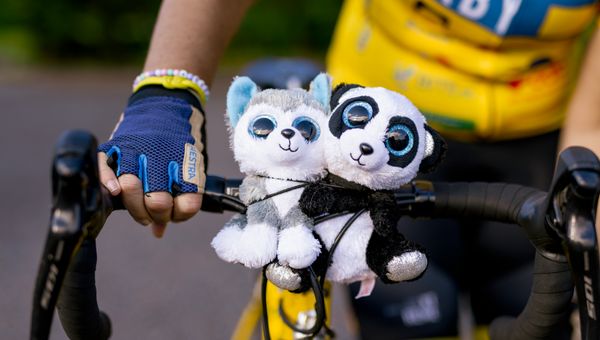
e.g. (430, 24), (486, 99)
(315, 213), (375, 283)
(265, 179), (304, 218)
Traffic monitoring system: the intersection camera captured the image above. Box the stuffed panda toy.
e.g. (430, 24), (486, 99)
(267, 84), (446, 297)
(211, 74), (331, 270)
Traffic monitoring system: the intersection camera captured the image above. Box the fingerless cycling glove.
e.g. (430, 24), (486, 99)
(98, 86), (207, 194)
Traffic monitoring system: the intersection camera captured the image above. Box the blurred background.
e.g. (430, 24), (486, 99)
(0, 0), (341, 64)
(0, 1), (360, 339)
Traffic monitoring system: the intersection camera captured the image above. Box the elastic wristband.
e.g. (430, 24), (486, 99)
(133, 69), (209, 105)
(129, 86), (203, 113)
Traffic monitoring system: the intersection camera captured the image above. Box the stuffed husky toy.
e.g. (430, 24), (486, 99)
(211, 74), (331, 270)
(267, 84), (446, 297)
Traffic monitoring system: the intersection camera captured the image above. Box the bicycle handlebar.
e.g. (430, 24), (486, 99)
(432, 182), (541, 223)
(31, 131), (599, 340)
(431, 182), (563, 259)
(489, 252), (573, 340)
(31, 131), (111, 340)
(393, 181), (575, 340)
(56, 238), (111, 340)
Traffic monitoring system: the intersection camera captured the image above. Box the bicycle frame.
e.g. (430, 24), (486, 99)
(30, 130), (600, 340)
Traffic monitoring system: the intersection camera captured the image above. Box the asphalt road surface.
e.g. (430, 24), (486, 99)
(0, 67), (356, 339)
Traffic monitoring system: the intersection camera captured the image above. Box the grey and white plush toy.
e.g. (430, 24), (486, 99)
(269, 84), (446, 297)
(211, 74), (331, 269)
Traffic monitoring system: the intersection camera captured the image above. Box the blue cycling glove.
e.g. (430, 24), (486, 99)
(98, 86), (207, 194)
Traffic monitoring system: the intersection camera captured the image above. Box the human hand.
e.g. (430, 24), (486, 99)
(98, 87), (206, 237)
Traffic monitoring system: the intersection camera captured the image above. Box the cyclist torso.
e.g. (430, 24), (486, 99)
(326, 2), (596, 337)
(327, 0), (598, 140)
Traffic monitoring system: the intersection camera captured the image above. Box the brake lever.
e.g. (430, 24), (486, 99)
(31, 130), (107, 340)
(546, 146), (600, 340)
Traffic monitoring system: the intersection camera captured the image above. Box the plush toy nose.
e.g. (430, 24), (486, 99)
(359, 143), (374, 155)
(281, 129), (295, 139)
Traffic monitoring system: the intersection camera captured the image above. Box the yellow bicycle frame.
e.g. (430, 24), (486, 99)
(231, 277), (494, 340)
(232, 278), (332, 340)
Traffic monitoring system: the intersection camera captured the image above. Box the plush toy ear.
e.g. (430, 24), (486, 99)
(308, 73), (331, 110)
(419, 125), (447, 173)
(330, 83), (363, 109)
(227, 76), (258, 128)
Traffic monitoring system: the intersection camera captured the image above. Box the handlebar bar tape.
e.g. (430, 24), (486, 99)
(56, 239), (111, 340)
(431, 182), (565, 258)
(488, 251), (573, 340)
(432, 182), (544, 224)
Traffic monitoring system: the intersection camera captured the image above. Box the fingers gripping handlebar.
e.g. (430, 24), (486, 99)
(107, 175), (245, 214)
(31, 131), (600, 340)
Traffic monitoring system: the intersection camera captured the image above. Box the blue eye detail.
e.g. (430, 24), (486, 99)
(292, 116), (320, 142)
(342, 101), (373, 127)
(385, 124), (414, 156)
(248, 115), (277, 138)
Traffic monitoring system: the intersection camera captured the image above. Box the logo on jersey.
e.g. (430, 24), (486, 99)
(436, 0), (597, 36)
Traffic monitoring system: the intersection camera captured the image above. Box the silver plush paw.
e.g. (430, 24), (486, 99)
(386, 251), (428, 282)
(265, 263), (302, 291)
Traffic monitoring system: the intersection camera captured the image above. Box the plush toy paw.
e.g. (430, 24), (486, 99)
(277, 226), (321, 269)
(211, 222), (278, 268)
(385, 251), (428, 282)
(265, 263), (303, 291)
(235, 223), (279, 268)
(211, 224), (244, 263)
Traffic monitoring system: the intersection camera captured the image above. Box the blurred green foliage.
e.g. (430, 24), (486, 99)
(0, 0), (342, 65)
(228, 0), (343, 62)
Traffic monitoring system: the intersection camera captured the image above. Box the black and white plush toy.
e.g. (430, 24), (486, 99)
(211, 74), (331, 269)
(269, 84), (446, 297)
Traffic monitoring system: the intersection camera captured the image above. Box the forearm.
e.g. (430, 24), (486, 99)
(143, 0), (254, 87)
(560, 28), (600, 156)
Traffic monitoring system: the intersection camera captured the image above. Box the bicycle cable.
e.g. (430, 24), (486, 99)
(262, 208), (368, 339)
(248, 176), (368, 339)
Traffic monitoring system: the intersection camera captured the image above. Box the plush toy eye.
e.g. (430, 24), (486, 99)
(385, 124), (414, 156)
(292, 116), (320, 142)
(249, 115), (277, 138)
(342, 101), (373, 127)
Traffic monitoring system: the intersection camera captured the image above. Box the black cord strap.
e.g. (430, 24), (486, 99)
(250, 175), (349, 206)
(277, 268), (325, 335)
(262, 209), (367, 338)
(251, 183), (309, 205)
(261, 267), (272, 340)
(249, 176), (370, 339)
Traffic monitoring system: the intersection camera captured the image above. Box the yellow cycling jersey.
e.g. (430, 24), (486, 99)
(327, 0), (599, 140)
